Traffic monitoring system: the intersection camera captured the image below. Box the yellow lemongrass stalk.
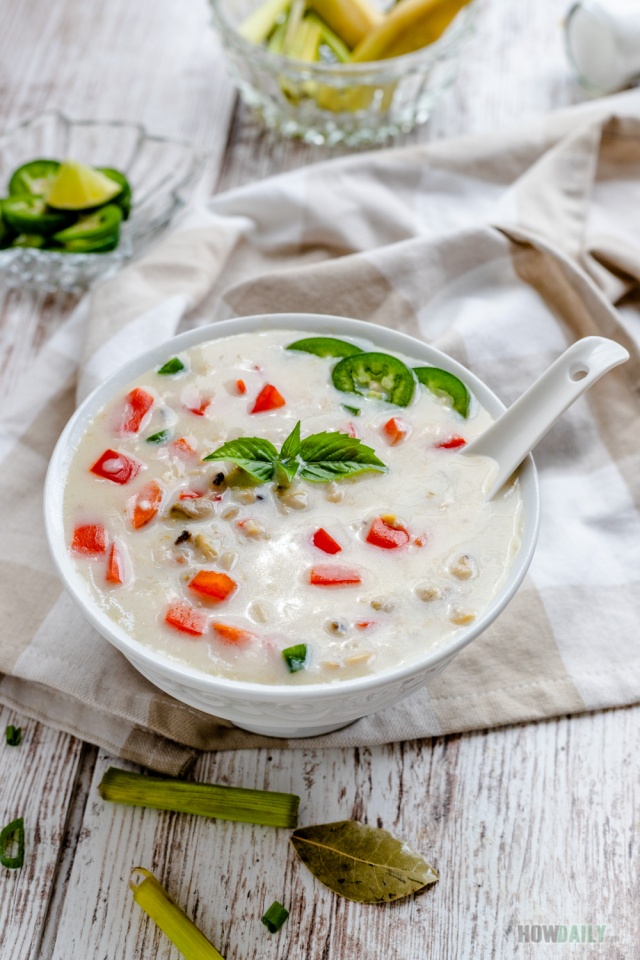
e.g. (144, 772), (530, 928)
(130, 868), (224, 960)
(350, 0), (473, 61)
(306, 0), (382, 48)
(238, 0), (290, 44)
(99, 767), (299, 828)
(306, 11), (351, 61)
(285, 15), (322, 61)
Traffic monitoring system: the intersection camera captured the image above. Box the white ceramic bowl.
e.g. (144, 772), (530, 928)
(45, 314), (540, 738)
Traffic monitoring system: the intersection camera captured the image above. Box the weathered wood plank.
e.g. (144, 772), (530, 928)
(49, 706), (639, 959)
(0, 707), (85, 960)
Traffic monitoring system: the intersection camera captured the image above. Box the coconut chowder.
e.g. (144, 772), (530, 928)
(63, 329), (523, 685)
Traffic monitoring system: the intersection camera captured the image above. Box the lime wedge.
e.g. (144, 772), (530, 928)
(46, 160), (121, 211)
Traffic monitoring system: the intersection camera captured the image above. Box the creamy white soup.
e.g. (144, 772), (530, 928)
(63, 329), (523, 685)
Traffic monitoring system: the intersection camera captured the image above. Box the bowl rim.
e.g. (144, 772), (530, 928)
(44, 312), (540, 701)
(209, 0), (477, 77)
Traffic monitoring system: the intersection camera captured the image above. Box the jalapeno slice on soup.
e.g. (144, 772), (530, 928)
(63, 329), (523, 685)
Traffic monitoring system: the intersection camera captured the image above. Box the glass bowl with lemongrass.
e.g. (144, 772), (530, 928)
(0, 112), (203, 293)
(209, 0), (476, 145)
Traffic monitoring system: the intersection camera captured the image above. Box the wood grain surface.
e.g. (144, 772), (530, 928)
(0, 0), (638, 957)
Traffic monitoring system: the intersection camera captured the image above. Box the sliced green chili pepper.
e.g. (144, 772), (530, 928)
(282, 643), (307, 672)
(0, 817), (25, 869)
(2, 195), (72, 236)
(59, 233), (120, 253)
(286, 336), (363, 358)
(157, 357), (185, 376)
(96, 168), (132, 219)
(413, 366), (470, 418)
(8, 159), (60, 197)
(332, 352), (415, 407)
(53, 203), (122, 243)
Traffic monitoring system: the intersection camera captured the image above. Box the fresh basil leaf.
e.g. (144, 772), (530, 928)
(203, 437), (278, 483)
(291, 820), (438, 903)
(298, 432), (386, 482)
(280, 421), (301, 460)
(277, 421), (302, 485)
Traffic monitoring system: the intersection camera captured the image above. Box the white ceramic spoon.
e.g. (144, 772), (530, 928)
(463, 336), (630, 499)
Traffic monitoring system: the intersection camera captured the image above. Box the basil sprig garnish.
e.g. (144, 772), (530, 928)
(203, 421), (386, 485)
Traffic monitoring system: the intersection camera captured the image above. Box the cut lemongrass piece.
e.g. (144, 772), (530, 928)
(306, 11), (352, 62)
(286, 16), (322, 62)
(0, 816), (25, 869)
(131, 868), (224, 960)
(238, 0), (290, 44)
(262, 900), (289, 933)
(99, 767), (299, 828)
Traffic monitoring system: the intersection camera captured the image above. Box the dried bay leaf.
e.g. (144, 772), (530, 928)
(290, 820), (438, 903)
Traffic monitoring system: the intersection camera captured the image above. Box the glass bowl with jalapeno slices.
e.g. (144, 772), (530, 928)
(0, 112), (203, 292)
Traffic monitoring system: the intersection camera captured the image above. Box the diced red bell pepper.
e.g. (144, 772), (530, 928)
(120, 387), (154, 433)
(179, 488), (203, 500)
(165, 602), (207, 637)
(309, 565), (362, 586)
(382, 417), (410, 446)
(312, 528), (342, 555)
(413, 534), (428, 548)
(356, 620), (376, 630)
(186, 400), (210, 417)
(212, 622), (253, 644)
(366, 517), (410, 550)
(90, 449), (140, 485)
(188, 570), (237, 603)
(236, 379), (247, 395)
(72, 523), (107, 556)
(436, 436), (467, 449)
(129, 480), (163, 529)
(171, 437), (196, 459)
(106, 542), (124, 584)
(344, 422), (358, 438)
(251, 383), (286, 414)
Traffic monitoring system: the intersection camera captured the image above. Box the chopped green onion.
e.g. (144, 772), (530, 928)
(341, 404), (360, 416)
(146, 430), (170, 444)
(5, 725), (22, 746)
(130, 867), (225, 959)
(0, 817), (25, 869)
(99, 768), (299, 828)
(157, 357), (185, 375)
(282, 643), (307, 673)
(262, 901), (289, 933)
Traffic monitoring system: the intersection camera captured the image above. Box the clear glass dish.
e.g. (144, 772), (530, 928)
(0, 112), (204, 293)
(209, 0), (476, 146)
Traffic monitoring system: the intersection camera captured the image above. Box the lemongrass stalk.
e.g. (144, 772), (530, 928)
(268, 18), (288, 53)
(287, 17), (322, 62)
(99, 767), (299, 828)
(306, 0), (383, 48)
(306, 12), (351, 62)
(282, 0), (306, 53)
(131, 868), (224, 960)
(238, 0), (290, 44)
(350, 0), (473, 62)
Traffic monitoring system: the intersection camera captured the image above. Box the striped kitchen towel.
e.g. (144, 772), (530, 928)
(1, 90), (639, 774)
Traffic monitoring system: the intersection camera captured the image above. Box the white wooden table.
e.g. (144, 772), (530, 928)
(1, 2), (638, 958)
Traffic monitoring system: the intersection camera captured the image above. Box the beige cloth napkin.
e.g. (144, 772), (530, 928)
(1, 92), (640, 775)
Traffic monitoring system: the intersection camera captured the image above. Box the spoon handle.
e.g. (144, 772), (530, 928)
(464, 336), (630, 499)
